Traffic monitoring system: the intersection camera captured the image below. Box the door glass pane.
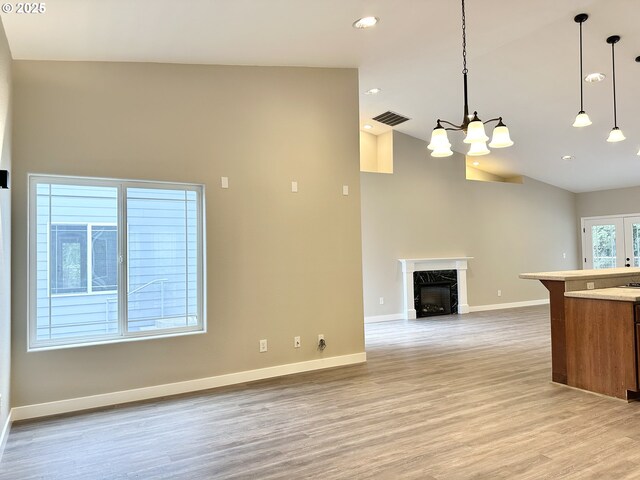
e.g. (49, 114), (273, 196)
(592, 224), (617, 269)
(633, 224), (640, 267)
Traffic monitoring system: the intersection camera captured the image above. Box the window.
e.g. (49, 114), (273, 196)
(29, 175), (205, 349)
(50, 224), (118, 295)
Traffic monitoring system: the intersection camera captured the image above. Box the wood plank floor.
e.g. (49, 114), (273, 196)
(4, 305), (640, 479)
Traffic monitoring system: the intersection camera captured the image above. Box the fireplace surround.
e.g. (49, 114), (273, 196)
(398, 257), (472, 319)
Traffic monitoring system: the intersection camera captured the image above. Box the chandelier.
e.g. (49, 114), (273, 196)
(428, 0), (514, 157)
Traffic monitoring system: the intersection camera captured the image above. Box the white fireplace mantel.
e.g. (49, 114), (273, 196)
(398, 257), (473, 319)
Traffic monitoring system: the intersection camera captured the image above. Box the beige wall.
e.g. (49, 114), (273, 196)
(11, 61), (364, 407)
(360, 132), (579, 317)
(576, 186), (640, 219)
(0, 19), (11, 432)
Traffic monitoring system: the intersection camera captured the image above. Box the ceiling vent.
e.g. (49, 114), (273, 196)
(372, 111), (410, 127)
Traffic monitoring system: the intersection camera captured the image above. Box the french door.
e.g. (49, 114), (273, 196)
(583, 215), (640, 269)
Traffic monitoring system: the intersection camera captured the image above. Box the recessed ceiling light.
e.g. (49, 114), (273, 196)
(364, 88), (381, 95)
(472, 161), (480, 166)
(584, 72), (605, 83)
(352, 16), (379, 29)
(561, 155), (574, 160)
(363, 124), (373, 130)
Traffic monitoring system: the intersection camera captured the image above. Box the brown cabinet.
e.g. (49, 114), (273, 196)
(565, 298), (638, 400)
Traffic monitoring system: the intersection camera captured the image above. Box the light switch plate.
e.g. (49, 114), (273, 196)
(221, 176), (229, 189)
(291, 181), (298, 193)
(342, 185), (349, 196)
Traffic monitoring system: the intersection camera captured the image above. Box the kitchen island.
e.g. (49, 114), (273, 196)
(520, 268), (640, 400)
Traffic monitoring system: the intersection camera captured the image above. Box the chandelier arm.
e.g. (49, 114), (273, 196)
(482, 117), (503, 125)
(439, 119), (465, 130)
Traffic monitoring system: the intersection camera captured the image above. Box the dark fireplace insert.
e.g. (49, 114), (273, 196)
(414, 270), (458, 318)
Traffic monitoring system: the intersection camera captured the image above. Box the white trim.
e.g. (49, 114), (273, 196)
(0, 411), (12, 461)
(399, 257), (473, 319)
(364, 313), (404, 323)
(469, 299), (549, 312)
(10, 352), (367, 421)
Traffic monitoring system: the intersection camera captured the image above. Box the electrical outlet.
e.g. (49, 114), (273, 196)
(342, 185), (349, 196)
(497, 289), (502, 297)
(563, 252), (567, 259)
(294, 336), (301, 348)
(259, 339), (268, 353)
(587, 282), (595, 290)
(318, 334), (324, 344)
(379, 297), (384, 305)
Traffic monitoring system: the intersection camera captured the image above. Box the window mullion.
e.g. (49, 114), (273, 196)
(87, 224), (93, 294)
(118, 184), (128, 337)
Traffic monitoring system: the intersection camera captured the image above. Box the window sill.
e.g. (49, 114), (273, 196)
(28, 327), (206, 352)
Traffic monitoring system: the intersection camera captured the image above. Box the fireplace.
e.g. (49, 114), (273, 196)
(399, 257), (471, 319)
(414, 270), (458, 317)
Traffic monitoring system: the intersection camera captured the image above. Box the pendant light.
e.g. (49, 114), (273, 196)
(427, 0), (513, 157)
(637, 56), (640, 155)
(572, 14), (592, 127)
(606, 35), (625, 142)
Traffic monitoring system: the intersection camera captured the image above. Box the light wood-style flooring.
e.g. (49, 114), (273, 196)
(4, 306), (640, 479)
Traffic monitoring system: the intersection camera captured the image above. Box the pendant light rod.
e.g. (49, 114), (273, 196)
(607, 35), (621, 128)
(574, 14), (588, 111)
(461, 0), (469, 123)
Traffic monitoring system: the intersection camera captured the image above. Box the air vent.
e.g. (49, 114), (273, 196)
(372, 111), (410, 127)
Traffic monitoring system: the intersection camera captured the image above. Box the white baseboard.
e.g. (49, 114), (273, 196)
(0, 411), (12, 461)
(10, 352), (367, 422)
(469, 299), (549, 312)
(364, 313), (404, 323)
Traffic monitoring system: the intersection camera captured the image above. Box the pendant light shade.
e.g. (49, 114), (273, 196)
(573, 14), (591, 128)
(431, 145), (454, 157)
(606, 35), (625, 142)
(464, 114), (489, 144)
(427, 123), (451, 151)
(489, 119), (514, 148)
(607, 127), (626, 143)
(467, 141), (490, 156)
(572, 111), (592, 127)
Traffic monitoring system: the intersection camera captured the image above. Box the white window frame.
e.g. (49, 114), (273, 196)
(28, 174), (207, 351)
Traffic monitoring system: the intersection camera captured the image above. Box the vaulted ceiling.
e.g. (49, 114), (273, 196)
(2, 0), (639, 192)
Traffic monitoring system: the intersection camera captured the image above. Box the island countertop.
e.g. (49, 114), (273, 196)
(564, 287), (640, 302)
(519, 267), (640, 281)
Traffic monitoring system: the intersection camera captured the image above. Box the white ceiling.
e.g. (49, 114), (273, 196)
(2, 0), (640, 192)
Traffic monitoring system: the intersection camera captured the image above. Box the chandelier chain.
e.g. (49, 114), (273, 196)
(461, 0), (467, 75)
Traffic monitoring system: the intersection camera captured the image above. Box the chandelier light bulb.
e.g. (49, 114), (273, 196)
(606, 127), (626, 143)
(427, 124), (451, 151)
(464, 116), (489, 144)
(431, 146), (454, 157)
(467, 141), (490, 156)
(572, 111), (592, 128)
(489, 121), (514, 148)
